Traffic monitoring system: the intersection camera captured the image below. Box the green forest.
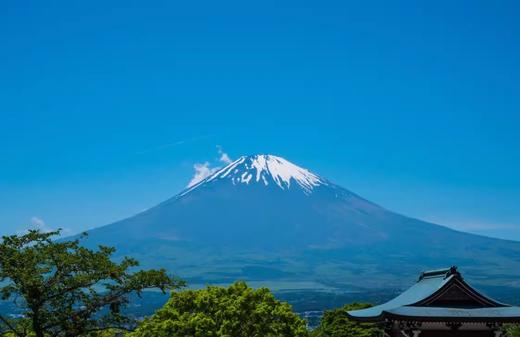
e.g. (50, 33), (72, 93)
(0, 230), (516, 337)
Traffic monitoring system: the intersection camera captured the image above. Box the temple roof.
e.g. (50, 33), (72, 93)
(347, 266), (520, 323)
(382, 306), (520, 322)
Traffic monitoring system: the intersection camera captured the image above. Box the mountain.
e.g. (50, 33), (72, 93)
(83, 154), (520, 292)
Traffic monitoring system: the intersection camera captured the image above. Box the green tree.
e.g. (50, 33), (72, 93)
(0, 229), (184, 337)
(311, 303), (382, 337)
(504, 324), (520, 337)
(130, 281), (309, 337)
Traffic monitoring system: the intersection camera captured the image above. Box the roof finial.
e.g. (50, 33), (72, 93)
(448, 266), (461, 279)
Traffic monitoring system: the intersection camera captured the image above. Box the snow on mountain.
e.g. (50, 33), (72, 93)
(182, 154), (327, 196)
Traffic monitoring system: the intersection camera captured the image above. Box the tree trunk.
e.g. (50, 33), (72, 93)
(31, 310), (45, 337)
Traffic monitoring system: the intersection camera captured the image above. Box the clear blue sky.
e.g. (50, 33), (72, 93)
(1, 0), (519, 240)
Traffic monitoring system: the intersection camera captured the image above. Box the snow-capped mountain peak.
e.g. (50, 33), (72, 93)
(183, 154), (327, 195)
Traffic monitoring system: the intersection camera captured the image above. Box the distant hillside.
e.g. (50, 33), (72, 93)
(81, 154), (520, 292)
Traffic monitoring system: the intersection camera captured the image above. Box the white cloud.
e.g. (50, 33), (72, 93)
(186, 147), (234, 187)
(16, 216), (72, 236)
(187, 162), (220, 187)
(449, 221), (518, 231)
(220, 152), (232, 164)
(136, 134), (213, 155)
(30, 216), (55, 233)
(423, 217), (518, 232)
(217, 146), (232, 164)
(30, 216), (46, 228)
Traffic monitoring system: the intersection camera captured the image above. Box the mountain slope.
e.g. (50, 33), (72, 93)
(83, 155), (520, 290)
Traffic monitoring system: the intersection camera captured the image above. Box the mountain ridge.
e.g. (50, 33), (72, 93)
(82, 154), (520, 291)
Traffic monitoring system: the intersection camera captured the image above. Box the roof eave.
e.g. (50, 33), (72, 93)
(346, 312), (386, 322)
(382, 311), (520, 323)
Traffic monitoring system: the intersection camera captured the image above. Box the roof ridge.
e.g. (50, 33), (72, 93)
(419, 266), (459, 281)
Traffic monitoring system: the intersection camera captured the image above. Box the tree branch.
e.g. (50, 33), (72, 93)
(0, 314), (25, 337)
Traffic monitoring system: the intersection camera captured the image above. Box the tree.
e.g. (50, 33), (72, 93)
(129, 281), (309, 337)
(0, 229), (184, 337)
(504, 324), (520, 337)
(311, 303), (382, 337)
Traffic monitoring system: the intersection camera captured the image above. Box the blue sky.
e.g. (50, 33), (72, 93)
(1, 0), (519, 240)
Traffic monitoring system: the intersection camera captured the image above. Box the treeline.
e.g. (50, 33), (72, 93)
(0, 230), (513, 337)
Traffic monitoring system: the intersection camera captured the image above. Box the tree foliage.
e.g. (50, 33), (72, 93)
(505, 324), (520, 337)
(311, 303), (382, 337)
(129, 281), (309, 337)
(0, 229), (184, 337)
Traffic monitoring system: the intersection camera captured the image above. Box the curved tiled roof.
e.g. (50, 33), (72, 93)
(347, 266), (520, 323)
